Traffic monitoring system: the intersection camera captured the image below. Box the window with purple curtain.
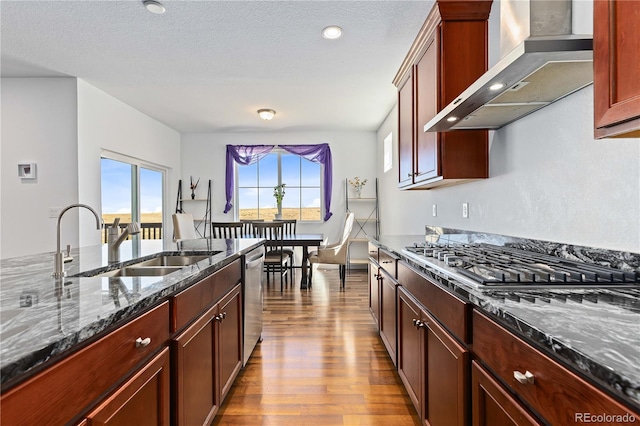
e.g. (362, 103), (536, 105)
(224, 143), (333, 221)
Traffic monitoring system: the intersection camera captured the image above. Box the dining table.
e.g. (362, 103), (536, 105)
(236, 232), (324, 289)
(277, 233), (324, 289)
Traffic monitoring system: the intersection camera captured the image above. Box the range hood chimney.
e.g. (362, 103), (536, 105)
(424, 0), (593, 132)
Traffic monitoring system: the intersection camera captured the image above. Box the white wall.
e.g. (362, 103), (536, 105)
(376, 0), (639, 253)
(0, 78), (181, 259)
(1, 78), (79, 258)
(376, 86), (640, 253)
(180, 131), (377, 251)
(77, 79), (181, 247)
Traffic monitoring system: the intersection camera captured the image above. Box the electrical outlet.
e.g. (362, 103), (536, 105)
(462, 202), (469, 218)
(432, 204), (437, 217)
(49, 207), (62, 218)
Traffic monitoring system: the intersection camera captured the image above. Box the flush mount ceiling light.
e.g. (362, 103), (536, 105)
(257, 109), (276, 121)
(322, 26), (343, 39)
(143, 0), (166, 14)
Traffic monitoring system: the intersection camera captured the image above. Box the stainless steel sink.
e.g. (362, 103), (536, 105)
(73, 252), (220, 278)
(94, 266), (184, 278)
(133, 255), (211, 267)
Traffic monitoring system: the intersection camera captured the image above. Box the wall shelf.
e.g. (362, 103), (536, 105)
(175, 179), (212, 238)
(345, 178), (379, 269)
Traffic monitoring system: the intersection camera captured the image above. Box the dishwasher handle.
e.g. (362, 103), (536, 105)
(245, 248), (265, 269)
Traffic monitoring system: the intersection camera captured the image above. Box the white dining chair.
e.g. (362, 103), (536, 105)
(172, 213), (197, 241)
(308, 212), (355, 289)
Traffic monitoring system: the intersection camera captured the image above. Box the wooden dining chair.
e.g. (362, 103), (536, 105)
(240, 219), (264, 237)
(252, 222), (290, 291)
(274, 219), (297, 272)
(211, 222), (244, 239)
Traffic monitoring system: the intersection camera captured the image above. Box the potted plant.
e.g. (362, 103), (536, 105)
(190, 176), (200, 199)
(273, 183), (286, 219)
(348, 176), (367, 198)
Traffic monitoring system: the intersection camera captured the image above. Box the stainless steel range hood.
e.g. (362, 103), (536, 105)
(424, 0), (593, 132)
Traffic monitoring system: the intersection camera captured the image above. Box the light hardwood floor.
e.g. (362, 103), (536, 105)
(212, 267), (421, 426)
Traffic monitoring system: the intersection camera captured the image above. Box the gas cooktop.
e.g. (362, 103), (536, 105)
(403, 243), (640, 289)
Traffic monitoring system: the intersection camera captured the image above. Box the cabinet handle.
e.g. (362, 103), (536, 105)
(382, 260), (393, 264)
(513, 370), (535, 385)
(375, 274), (382, 279)
(214, 312), (227, 322)
(135, 337), (151, 348)
(412, 319), (427, 329)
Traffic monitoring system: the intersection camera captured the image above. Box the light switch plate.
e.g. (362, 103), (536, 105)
(462, 202), (469, 218)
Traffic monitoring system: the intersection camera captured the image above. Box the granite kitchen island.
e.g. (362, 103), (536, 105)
(0, 237), (263, 390)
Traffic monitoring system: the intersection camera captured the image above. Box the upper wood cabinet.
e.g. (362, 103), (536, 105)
(594, 0), (640, 138)
(394, 0), (492, 189)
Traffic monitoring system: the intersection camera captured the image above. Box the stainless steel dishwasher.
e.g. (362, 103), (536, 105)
(243, 245), (265, 366)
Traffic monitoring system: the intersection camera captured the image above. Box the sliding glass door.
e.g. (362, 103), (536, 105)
(100, 155), (165, 242)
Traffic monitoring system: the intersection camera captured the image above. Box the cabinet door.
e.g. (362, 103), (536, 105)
(369, 262), (380, 329)
(397, 287), (423, 414)
(594, 0), (640, 138)
(216, 285), (243, 402)
(379, 268), (397, 366)
(398, 72), (415, 187)
(414, 31), (439, 183)
(85, 347), (170, 426)
(471, 361), (540, 426)
(424, 311), (469, 426)
(173, 304), (218, 426)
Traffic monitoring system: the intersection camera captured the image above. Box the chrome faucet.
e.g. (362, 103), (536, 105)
(107, 218), (141, 263)
(53, 204), (102, 278)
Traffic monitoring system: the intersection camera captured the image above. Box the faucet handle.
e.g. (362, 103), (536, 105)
(63, 244), (74, 263)
(112, 218), (121, 228)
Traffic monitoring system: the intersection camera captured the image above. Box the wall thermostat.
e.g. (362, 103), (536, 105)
(18, 163), (37, 179)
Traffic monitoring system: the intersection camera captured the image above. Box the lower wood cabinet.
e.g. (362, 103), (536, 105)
(397, 286), (469, 426)
(471, 361), (540, 426)
(473, 310), (638, 424)
(172, 284), (243, 426)
(84, 347), (171, 426)
(379, 267), (398, 366)
(369, 261), (380, 329)
(0, 302), (170, 425)
(397, 287), (423, 413)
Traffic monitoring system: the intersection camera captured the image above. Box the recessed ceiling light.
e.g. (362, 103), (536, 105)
(489, 83), (505, 91)
(143, 0), (166, 14)
(447, 117), (458, 122)
(257, 109), (276, 121)
(322, 26), (343, 40)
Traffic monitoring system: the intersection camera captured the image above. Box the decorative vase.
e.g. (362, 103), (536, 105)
(355, 187), (362, 198)
(191, 192), (195, 199)
(275, 213), (283, 220)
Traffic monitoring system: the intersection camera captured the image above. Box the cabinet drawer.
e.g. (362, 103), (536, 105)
(473, 310), (638, 424)
(368, 243), (379, 262)
(379, 248), (398, 278)
(1, 302), (169, 425)
(398, 261), (469, 343)
(172, 259), (242, 332)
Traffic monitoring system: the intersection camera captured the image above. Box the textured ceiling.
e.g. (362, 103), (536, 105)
(1, 0), (433, 133)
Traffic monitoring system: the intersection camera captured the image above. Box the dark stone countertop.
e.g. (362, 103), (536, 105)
(0, 238), (264, 389)
(370, 232), (640, 412)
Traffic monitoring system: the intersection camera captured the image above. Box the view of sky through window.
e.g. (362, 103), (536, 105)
(237, 151), (321, 221)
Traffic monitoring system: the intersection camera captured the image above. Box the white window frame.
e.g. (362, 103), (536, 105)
(100, 150), (168, 231)
(234, 148), (324, 222)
